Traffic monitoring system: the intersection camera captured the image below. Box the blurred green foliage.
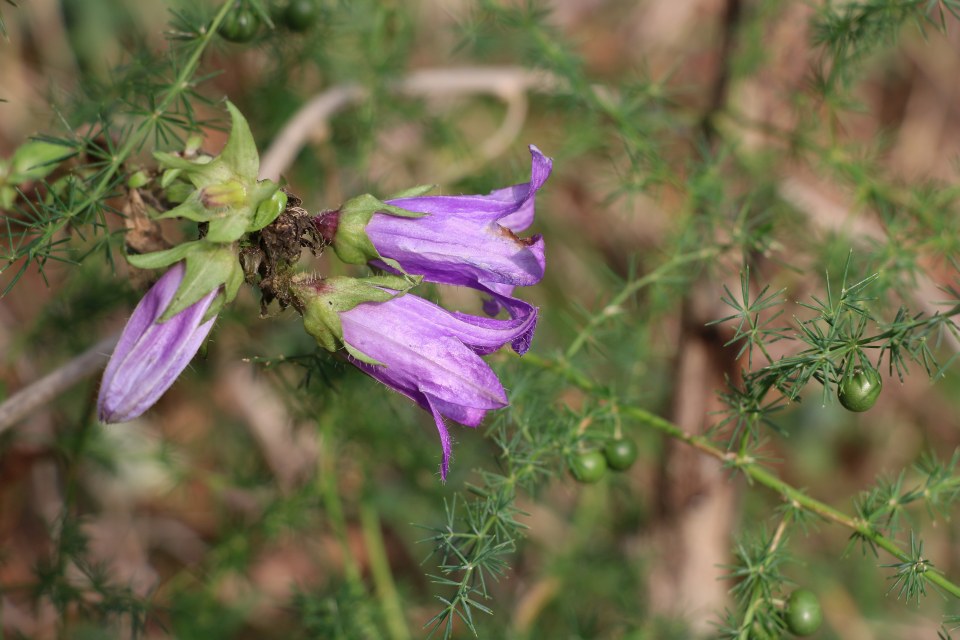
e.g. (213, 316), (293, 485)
(5, 0), (960, 639)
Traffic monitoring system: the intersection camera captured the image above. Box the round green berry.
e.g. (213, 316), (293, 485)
(219, 5), (260, 43)
(568, 451), (607, 484)
(603, 438), (638, 471)
(838, 366), (882, 412)
(285, 0), (320, 31)
(784, 588), (823, 636)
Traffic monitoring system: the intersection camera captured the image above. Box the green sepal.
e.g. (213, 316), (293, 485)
(126, 242), (200, 270)
(204, 293), (227, 321)
(386, 184), (436, 199)
(159, 242), (242, 321)
(224, 253), (245, 303)
(160, 167), (182, 189)
(206, 210), (253, 243)
(154, 152), (217, 190)
(358, 273), (422, 292)
(158, 195), (215, 223)
(163, 181), (195, 204)
(152, 101), (257, 190)
(154, 151), (203, 175)
(341, 193), (428, 221)
(202, 255), (244, 322)
(344, 343), (384, 366)
(332, 194), (427, 266)
(250, 186), (287, 231)
(296, 274), (418, 361)
(152, 104), (281, 239)
(126, 241), (242, 321)
(218, 101), (260, 181)
(214, 181), (284, 237)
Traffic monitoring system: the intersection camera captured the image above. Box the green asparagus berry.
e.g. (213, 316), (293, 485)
(285, 0), (319, 31)
(569, 451), (607, 483)
(784, 589), (823, 636)
(219, 5), (260, 43)
(603, 438), (638, 471)
(838, 366), (882, 412)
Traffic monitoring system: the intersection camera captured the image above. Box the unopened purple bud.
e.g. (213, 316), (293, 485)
(98, 263), (217, 423)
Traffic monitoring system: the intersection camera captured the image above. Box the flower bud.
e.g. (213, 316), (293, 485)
(150, 101), (283, 241)
(98, 263), (217, 423)
(200, 180), (247, 209)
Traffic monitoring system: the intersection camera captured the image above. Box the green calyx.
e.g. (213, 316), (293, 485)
(331, 193), (427, 269)
(123, 100), (290, 321)
(294, 273), (421, 364)
(126, 241), (243, 322)
(152, 101), (286, 242)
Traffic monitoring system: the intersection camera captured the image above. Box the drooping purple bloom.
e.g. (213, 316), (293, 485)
(337, 292), (537, 479)
(314, 145), (551, 316)
(98, 262), (217, 423)
(301, 145), (553, 478)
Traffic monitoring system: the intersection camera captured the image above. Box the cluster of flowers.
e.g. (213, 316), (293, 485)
(98, 102), (551, 479)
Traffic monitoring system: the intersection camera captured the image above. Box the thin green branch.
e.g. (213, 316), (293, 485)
(522, 353), (960, 601)
(565, 247), (719, 359)
(359, 500), (411, 640)
(736, 513), (791, 639)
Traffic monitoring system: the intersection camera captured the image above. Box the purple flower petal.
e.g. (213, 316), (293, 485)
(480, 281), (517, 317)
(342, 296), (509, 410)
(425, 397), (454, 480)
(479, 291), (539, 354)
(385, 145), (551, 225)
(338, 293), (527, 479)
(367, 145), (551, 290)
(484, 145), (552, 232)
(369, 287), (538, 356)
(98, 263), (217, 423)
(367, 217), (545, 289)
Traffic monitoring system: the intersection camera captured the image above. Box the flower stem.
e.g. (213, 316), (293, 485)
(317, 426), (362, 585)
(359, 500), (411, 640)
